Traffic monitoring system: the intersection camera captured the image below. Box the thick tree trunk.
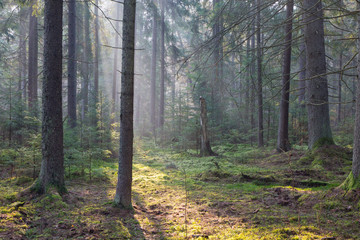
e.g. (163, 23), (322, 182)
(68, 0), (77, 128)
(112, 3), (121, 116)
(304, 0), (333, 149)
(342, 3), (360, 190)
(352, 2), (360, 179)
(114, 0), (136, 209)
(277, 0), (293, 152)
(150, 5), (158, 136)
(159, 0), (165, 132)
(200, 97), (216, 157)
(256, 0), (264, 147)
(28, 3), (38, 116)
(36, 0), (65, 194)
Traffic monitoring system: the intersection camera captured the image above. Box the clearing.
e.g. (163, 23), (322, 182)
(1, 141), (359, 239)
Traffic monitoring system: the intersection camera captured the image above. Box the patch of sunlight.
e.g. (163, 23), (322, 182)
(226, 182), (264, 192)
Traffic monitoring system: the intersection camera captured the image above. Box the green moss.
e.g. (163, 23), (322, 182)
(30, 180), (67, 196)
(313, 200), (341, 211)
(340, 172), (360, 190)
(312, 137), (335, 150)
(38, 192), (67, 210)
(16, 176), (34, 186)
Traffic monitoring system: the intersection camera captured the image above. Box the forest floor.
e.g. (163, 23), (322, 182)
(1, 140), (360, 239)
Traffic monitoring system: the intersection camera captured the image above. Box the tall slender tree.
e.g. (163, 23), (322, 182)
(94, 0), (100, 105)
(159, 0), (165, 132)
(276, 0), (294, 152)
(150, 3), (158, 136)
(112, 3), (121, 116)
(81, 2), (91, 121)
(35, 0), (65, 194)
(304, 0), (333, 149)
(68, 0), (77, 128)
(212, 0), (223, 125)
(256, 0), (264, 147)
(114, 0), (136, 208)
(28, 1), (38, 116)
(19, 7), (27, 102)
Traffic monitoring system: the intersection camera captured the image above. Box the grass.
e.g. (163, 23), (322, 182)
(0, 140), (358, 239)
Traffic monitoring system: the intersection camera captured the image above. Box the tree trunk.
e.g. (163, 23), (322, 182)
(81, 3), (91, 121)
(150, 4), (158, 136)
(200, 97), (217, 157)
(28, 2), (38, 116)
(212, 0), (223, 125)
(304, 0), (333, 149)
(36, 0), (65, 194)
(68, 0), (77, 128)
(159, 0), (165, 132)
(298, 20), (306, 106)
(19, 7), (27, 102)
(171, 53), (176, 136)
(112, 2), (121, 116)
(342, 2), (360, 190)
(276, 0), (293, 152)
(245, 33), (250, 123)
(337, 52), (343, 125)
(114, 0), (136, 209)
(94, 0), (100, 106)
(250, 21), (256, 144)
(256, 0), (264, 147)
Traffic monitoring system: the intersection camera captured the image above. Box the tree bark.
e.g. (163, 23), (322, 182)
(28, 2), (38, 116)
(200, 97), (217, 157)
(159, 0), (165, 132)
(212, 0), (223, 125)
(337, 52), (343, 125)
(36, 0), (65, 194)
(304, 0), (333, 149)
(19, 7), (27, 102)
(94, 0), (100, 106)
(298, 20), (306, 106)
(342, 2), (360, 190)
(352, 1), (360, 179)
(277, 0), (293, 152)
(256, 0), (264, 147)
(68, 0), (77, 128)
(150, 4), (158, 136)
(112, 2), (121, 116)
(114, 0), (136, 209)
(81, 2), (91, 121)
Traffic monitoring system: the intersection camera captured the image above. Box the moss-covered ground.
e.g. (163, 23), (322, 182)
(1, 140), (359, 239)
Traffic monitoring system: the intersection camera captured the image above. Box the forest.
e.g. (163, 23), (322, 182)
(1, 0), (360, 239)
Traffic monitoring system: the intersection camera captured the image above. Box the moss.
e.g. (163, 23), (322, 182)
(340, 172), (360, 191)
(15, 176), (33, 186)
(314, 200), (341, 210)
(312, 137), (335, 150)
(30, 180), (67, 196)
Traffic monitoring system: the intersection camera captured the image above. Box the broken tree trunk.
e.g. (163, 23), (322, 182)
(200, 97), (217, 157)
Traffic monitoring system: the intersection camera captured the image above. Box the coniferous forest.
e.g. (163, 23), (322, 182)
(2, 0), (360, 239)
